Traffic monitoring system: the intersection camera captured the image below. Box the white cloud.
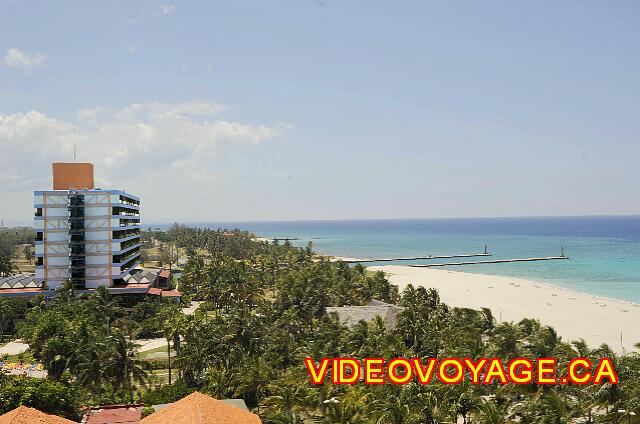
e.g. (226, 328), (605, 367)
(77, 101), (226, 123)
(2, 48), (47, 75)
(110, 35), (136, 53)
(158, 4), (175, 16)
(0, 101), (292, 198)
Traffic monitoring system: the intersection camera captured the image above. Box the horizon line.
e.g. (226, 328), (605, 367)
(3, 213), (639, 229)
(145, 213), (640, 226)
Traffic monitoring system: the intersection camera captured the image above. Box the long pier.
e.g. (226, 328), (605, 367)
(342, 252), (491, 263)
(410, 256), (569, 268)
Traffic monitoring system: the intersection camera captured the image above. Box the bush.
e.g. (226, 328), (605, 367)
(141, 405), (155, 418)
(140, 379), (192, 406)
(0, 376), (79, 420)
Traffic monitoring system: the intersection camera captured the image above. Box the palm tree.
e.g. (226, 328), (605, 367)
(456, 390), (481, 424)
(72, 336), (111, 404)
(89, 285), (123, 329)
(0, 299), (14, 338)
(0, 254), (13, 277)
(23, 244), (33, 265)
(108, 330), (149, 402)
(370, 385), (422, 424)
(319, 388), (369, 424)
(488, 322), (520, 357)
(262, 378), (313, 424)
(476, 399), (510, 424)
(158, 304), (184, 384)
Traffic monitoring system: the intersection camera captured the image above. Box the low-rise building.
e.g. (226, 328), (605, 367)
(326, 300), (405, 331)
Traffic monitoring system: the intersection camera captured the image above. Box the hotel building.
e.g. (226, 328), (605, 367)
(34, 163), (141, 290)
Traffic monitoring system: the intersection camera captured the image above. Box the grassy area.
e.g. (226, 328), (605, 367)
(137, 345), (176, 361)
(147, 368), (174, 386)
(137, 345), (179, 388)
(2, 351), (35, 364)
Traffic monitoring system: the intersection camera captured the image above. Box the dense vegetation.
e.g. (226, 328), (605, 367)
(0, 227), (35, 276)
(1, 225), (640, 423)
(0, 372), (79, 420)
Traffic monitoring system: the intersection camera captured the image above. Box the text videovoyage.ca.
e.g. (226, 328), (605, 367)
(304, 357), (619, 385)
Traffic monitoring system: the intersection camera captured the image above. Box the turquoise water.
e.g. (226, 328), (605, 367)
(164, 217), (640, 303)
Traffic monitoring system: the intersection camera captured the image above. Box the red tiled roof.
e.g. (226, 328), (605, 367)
(0, 288), (43, 295)
(0, 406), (78, 424)
(84, 405), (141, 424)
(147, 288), (163, 296)
(161, 290), (182, 297)
(159, 269), (171, 278)
(140, 392), (261, 424)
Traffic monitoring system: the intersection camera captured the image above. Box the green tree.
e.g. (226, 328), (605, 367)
(0, 375), (79, 420)
(0, 298), (15, 337)
(23, 244), (33, 265)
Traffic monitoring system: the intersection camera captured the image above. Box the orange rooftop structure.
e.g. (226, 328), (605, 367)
(52, 162), (94, 190)
(0, 406), (77, 424)
(140, 392), (261, 424)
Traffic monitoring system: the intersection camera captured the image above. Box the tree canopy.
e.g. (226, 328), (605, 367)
(8, 226), (640, 423)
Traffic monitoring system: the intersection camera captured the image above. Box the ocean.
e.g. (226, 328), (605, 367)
(158, 216), (640, 303)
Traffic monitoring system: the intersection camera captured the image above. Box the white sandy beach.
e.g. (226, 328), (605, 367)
(369, 265), (640, 354)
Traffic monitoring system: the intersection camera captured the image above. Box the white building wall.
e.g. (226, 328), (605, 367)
(84, 241), (110, 254)
(45, 232), (68, 242)
(84, 206), (110, 217)
(112, 265), (123, 276)
(85, 230), (111, 241)
(45, 244), (69, 255)
(44, 207), (68, 218)
(85, 255), (111, 265)
(43, 218), (69, 231)
(47, 257), (69, 266)
(43, 194), (68, 206)
(85, 277), (111, 289)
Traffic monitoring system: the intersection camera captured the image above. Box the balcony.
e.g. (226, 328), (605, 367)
(113, 250), (140, 267)
(118, 195), (140, 207)
(119, 237), (141, 251)
(112, 206), (140, 217)
(113, 229), (141, 240)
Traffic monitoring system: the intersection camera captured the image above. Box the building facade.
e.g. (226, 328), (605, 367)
(34, 163), (141, 290)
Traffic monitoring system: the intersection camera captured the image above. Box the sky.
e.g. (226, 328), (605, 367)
(1, 0), (639, 225)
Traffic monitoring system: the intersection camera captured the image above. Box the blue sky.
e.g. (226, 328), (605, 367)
(1, 0), (639, 224)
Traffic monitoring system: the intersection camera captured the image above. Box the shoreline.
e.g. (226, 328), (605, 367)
(368, 264), (640, 354)
(329, 254), (637, 306)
